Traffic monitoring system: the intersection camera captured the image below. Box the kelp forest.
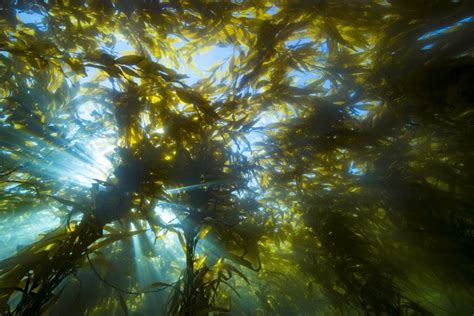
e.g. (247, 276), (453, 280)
(0, 0), (473, 315)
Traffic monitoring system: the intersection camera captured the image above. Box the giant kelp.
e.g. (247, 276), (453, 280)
(1, 0), (473, 315)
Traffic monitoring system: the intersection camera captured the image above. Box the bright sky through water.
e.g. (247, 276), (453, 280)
(11, 7), (466, 184)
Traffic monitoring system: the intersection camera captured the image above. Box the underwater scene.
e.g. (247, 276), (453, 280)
(1, 0), (474, 315)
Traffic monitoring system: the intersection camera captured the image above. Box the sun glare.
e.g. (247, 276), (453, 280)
(154, 204), (179, 224)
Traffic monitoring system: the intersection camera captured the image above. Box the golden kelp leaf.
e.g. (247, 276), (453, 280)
(175, 88), (199, 105)
(194, 256), (207, 270)
(120, 66), (140, 77)
(47, 70), (63, 93)
(175, 88), (219, 121)
(137, 59), (165, 74)
(104, 65), (122, 78)
(261, 172), (269, 188)
(197, 225), (211, 240)
(323, 19), (354, 49)
(64, 57), (86, 76)
(89, 229), (146, 253)
(116, 55), (145, 65)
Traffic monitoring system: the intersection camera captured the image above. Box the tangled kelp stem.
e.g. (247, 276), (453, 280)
(11, 215), (102, 315)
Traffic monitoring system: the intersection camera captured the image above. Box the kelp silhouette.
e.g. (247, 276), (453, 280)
(0, 0), (473, 315)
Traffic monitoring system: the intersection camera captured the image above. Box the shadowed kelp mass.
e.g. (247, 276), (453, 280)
(1, 0), (474, 315)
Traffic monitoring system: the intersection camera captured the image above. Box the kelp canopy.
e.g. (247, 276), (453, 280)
(1, 0), (473, 315)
